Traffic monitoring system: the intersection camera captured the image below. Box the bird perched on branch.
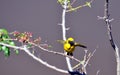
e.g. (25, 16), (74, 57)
(58, 37), (87, 56)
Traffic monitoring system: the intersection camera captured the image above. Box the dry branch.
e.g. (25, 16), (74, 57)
(98, 0), (120, 75)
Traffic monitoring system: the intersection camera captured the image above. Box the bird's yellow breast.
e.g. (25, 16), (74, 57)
(64, 42), (75, 53)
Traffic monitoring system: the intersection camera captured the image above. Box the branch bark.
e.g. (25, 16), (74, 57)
(61, 0), (73, 71)
(98, 0), (120, 75)
(0, 42), (69, 73)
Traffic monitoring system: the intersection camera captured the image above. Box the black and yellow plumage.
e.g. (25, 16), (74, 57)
(58, 37), (87, 56)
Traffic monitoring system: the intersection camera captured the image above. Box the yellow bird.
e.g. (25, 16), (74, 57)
(58, 37), (87, 56)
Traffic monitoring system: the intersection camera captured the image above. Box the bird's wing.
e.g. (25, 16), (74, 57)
(57, 40), (65, 44)
(75, 43), (87, 48)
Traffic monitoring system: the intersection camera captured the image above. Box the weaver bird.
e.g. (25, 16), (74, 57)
(58, 37), (87, 56)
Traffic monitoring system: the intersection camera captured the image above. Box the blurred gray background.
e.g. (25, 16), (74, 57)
(0, 0), (120, 75)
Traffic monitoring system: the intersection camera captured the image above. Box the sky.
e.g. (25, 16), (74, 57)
(0, 0), (120, 75)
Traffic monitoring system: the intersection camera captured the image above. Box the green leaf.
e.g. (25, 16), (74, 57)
(27, 44), (32, 48)
(2, 46), (10, 57)
(57, 0), (70, 5)
(15, 50), (19, 55)
(0, 33), (2, 37)
(86, 2), (91, 8)
(0, 29), (8, 35)
(2, 46), (8, 51)
(9, 41), (15, 46)
(0, 29), (10, 42)
(57, 0), (63, 4)
(57, 0), (62, 3)
(0, 45), (2, 51)
(2, 35), (9, 40)
(48, 45), (52, 48)
(67, 0), (70, 3)
(4, 49), (10, 57)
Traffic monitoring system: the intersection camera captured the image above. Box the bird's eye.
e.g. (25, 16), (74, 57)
(69, 41), (74, 46)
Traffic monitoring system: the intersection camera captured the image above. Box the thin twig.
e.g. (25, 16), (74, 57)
(72, 49), (96, 70)
(29, 42), (81, 63)
(66, 0), (95, 12)
(71, 0), (77, 5)
(84, 49), (96, 67)
(72, 50), (88, 69)
(96, 70), (100, 75)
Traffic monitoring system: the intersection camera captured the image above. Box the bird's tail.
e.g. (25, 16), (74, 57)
(75, 43), (87, 48)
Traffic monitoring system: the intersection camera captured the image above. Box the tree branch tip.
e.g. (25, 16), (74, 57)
(91, 49), (96, 56)
(97, 16), (105, 20)
(9, 31), (17, 34)
(88, 53), (92, 57)
(90, 0), (96, 3)
(84, 49), (88, 53)
(71, 0), (76, 6)
(66, 27), (70, 31)
(96, 70), (100, 75)
(88, 63), (91, 66)
(109, 18), (114, 22)
(96, 45), (99, 49)
(105, 18), (109, 22)
(94, 48), (97, 52)
(58, 23), (62, 26)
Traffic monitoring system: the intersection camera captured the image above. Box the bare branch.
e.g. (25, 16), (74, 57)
(72, 49), (96, 73)
(98, 0), (120, 75)
(30, 42), (81, 63)
(23, 45), (68, 73)
(61, 0), (73, 71)
(0, 42), (68, 73)
(0, 40), (82, 63)
(84, 49), (96, 67)
(71, 0), (77, 5)
(96, 70), (100, 75)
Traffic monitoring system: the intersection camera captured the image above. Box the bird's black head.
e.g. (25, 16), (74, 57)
(69, 41), (75, 46)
